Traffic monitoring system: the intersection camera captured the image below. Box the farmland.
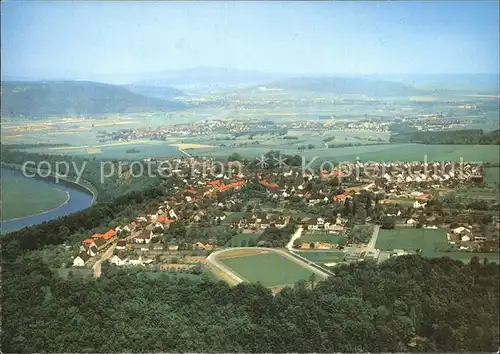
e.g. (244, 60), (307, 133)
(1, 178), (69, 221)
(484, 167), (500, 187)
(192, 142), (500, 163)
(216, 249), (316, 287)
(376, 227), (447, 252)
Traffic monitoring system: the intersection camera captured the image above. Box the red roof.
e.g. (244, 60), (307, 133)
(208, 180), (221, 187)
(83, 238), (94, 245)
(157, 215), (166, 223)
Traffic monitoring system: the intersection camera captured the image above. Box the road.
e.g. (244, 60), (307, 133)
(286, 226), (303, 251)
(367, 224), (380, 250)
(93, 242), (117, 278)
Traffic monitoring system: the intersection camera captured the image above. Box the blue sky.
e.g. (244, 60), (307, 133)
(1, 1), (499, 80)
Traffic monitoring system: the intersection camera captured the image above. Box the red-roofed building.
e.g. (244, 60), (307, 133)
(333, 191), (350, 202)
(157, 215), (166, 223)
(208, 180), (221, 187)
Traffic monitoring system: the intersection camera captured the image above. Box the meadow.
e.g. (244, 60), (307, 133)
(218, 250), (315, 287)
(1, 178), (69, 221)
(225, 233), (261, 247)
(15, 140), (182, 159)
(484, 167), (500, 188)
(295, 251), (347, 263)
(376, 227), (448, 252)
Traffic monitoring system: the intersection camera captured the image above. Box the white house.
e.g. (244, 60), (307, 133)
(73, 252), (90, 267)
(110, 255), (127, 266)
(116, 239), (127, 250)
(461, 235), (471, 242)
(406, 218), (417, 225)
(413, 201), (426, 209)
(168, 209), (178, 219)
(128, 256), (144, 266)
(453, 226), (470, 235)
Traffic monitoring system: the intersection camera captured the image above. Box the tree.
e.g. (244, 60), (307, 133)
(380, 216), (396, 229)
(228, 152), (243, 162)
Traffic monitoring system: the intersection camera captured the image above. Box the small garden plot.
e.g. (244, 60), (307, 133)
(301, 231), (347, 245)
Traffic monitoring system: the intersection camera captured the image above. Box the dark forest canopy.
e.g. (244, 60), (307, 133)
(2, 255), (498, 353)
(1, 81), (186, 117)
(390, 129), (500, 145)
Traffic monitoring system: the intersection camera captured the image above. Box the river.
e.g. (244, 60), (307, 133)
(0, 167), (94, 233)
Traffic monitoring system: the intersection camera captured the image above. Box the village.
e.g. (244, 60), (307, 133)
(72, 156), (500, 274)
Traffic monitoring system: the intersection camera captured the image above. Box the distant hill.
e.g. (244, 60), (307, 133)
(0, 81), (186, 118)
(375, 74), (500, 93)
(256, 76), (424, 96)
(123, 84), (186, 100)
(135, 67), (289, 90)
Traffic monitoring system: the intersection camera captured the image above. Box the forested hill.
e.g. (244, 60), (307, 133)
(258, 77), (424, 96)
(0, 81), (186, 118)
(2, 255), (498, 352)
(390, 129), (500, 145)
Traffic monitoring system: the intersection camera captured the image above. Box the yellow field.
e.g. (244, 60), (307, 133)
(173, 143), (213, 149)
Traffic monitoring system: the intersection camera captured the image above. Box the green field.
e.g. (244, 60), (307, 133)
(1, 178), (69, 221)
(484, 167), (500, 187)
(226, 233), (261, 247)
(376, 227), (447, 252)
(219, 251), (315, 287)
(301, 231), (346, 245)
(18, 140), (182, 159)
(455, 188), (499, 201)
(295, 251), (347, 263)
(192, 143), (500, 163)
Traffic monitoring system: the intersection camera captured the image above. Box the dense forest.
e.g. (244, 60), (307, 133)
(390, 129), (500, 145)
(0, 81), (186, 117)
(2, 255), (498, 352)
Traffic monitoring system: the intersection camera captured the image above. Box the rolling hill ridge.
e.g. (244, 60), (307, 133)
(1, 81), (186, 118)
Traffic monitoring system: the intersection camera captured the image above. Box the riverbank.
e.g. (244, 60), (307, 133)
(1, 163), (98, 203)
(0, 166), (95, 233)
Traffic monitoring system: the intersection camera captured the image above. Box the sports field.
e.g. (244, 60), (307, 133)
(301, 231), (346, 245)
(1, 178), (69, 221)
(376, 227), (447, 252)
(217, 249), (315, 287)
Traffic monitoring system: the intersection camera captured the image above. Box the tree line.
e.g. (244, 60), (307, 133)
(390, 129), (500, 145)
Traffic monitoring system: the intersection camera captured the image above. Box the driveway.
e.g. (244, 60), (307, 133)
(93, 242), (117, 278)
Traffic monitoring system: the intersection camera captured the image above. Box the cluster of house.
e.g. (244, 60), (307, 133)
(72, 157), (494, 268)
(72, 229), (117, 267)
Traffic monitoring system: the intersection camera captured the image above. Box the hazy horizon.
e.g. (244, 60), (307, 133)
(2, 1), (499, 82)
